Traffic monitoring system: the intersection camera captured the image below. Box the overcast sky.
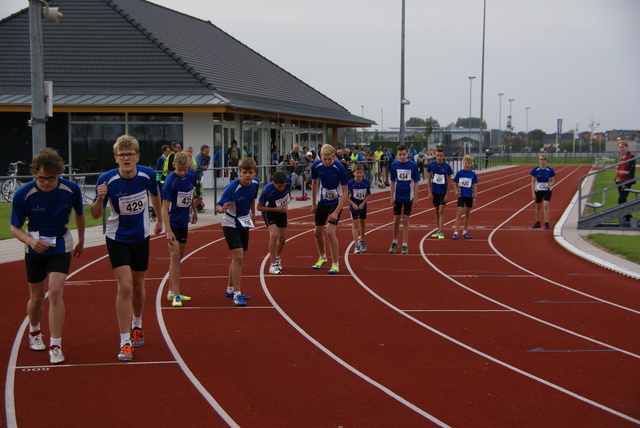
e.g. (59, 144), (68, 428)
(3, 0), (638, 134)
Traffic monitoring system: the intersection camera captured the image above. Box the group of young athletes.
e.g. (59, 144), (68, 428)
(11, 136), (564, 364)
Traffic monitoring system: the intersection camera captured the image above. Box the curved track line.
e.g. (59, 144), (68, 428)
(154, 237), (240, 428)
(257, 235), (450, 427)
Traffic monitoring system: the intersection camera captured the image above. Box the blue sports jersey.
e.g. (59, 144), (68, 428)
(162, 169), (197, 228)
(259, 177), (292, 208)
(453, 169), (479, 198)
(427, 161), (454, 195)
(217, 178), (260, 229)
(390, 160), (420, 203)
(348, 178), (370, 212)
(310, 159), (349, 205)
(10, 178), (83, 255)
(96, 165), (159, 243)
(530, 166), (556, 192)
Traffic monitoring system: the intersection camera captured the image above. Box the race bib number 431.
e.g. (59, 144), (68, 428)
(118, 191), (147, 215)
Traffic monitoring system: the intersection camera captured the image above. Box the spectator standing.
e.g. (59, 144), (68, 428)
(227, 140), (240, 180)
(615, 140), (636, 224)
(194, 144), (211, 210)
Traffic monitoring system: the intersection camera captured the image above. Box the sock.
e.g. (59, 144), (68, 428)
(120, 333), (131, 348)
(463, 230), (467, 234)
(30, 324), (41, 334)
(227, 286), (234, 294)
(131, 316), (142, 329)
(333, 261), (339, 267)
(393, 239), (398, 244)
(50, 337), (61, 348)
(275, 256), (281, 262)
(320, 254), (326, 260)
(234, 290), (242, 296)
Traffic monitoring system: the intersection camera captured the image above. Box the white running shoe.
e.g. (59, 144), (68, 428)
(29, 333), (46, 351)
(269, 264), (281, 275)
(49, 346), (65, 364)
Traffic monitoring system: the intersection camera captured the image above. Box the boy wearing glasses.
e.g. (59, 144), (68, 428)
(91, 134), (163, 361)
(10, 147), (86, 365)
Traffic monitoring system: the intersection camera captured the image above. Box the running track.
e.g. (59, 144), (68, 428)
(3, 165), (639, 427)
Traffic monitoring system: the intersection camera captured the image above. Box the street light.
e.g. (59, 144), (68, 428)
(380, 109), (384, 133)
(361, 105), (364, 148)
(498, 93), (504, 143)
(525, 107), (531, 153)
(468, 76), (476, 155)
(399, 0), (406, 144)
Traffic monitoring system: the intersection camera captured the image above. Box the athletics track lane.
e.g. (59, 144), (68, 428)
(4, 165), (639, 426)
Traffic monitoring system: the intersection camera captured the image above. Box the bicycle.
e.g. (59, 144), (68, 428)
(1, 161), (25, 202)
(65, 165), (94, 205)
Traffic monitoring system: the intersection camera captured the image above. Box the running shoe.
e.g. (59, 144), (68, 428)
(328, 264), (340, 274)
(359, 241), (367, 252)
(354, 245), (361, 254)
(49, 346), (65, 364)
(275, 258), (282, 268)
(233, 294), (247, 307)
(532, 222), (541, 229)
(544, 224), (550, 231)
(452, 232), (459, 240)
(437, 232), (445, 239)
(29, 332), (46, 351)
(269, 264), (281, 275)
(401, 244), (409, 255)
(462, 232), (473, 239)
(131, 327), (144, 347)
(431, 232), (440, 238)
(225, 292), (251, 300)
(172, 294), (182, 307)
(312, 258), (328, 269)
(388, 242), (398, 253)
(118, 344), (133, 361)
(166, 291), (191, 301)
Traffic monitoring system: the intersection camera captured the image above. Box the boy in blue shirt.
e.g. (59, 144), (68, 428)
(452, 155), (479, 239)
(92, 134), (163, 361)
(348, 163), (371, 254)
(388, 144), (420, 254)
(427, 148), (454, 239)
(216, 157), (259, 306)
(530, 153), (556, 230)
(310, 144), (350, 274)
(257, 171), (292, 275)
(162, 152), (199, 307)
(11, 147), (85, 365)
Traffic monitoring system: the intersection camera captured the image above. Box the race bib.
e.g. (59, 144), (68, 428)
(322, 188), (339, 201)
(28, 231), (56, 246)
(353, 189), (367, 201)
(118, 191), (147, 215)
(536, 182), (549, 191)
(433, 174), (445, 185)
(237, 214), (255, 228)
(177, 190), (193, 208)
(397, 168), (411, 181)
(459, 177), (472, 188)
(275, 194), (290, 207)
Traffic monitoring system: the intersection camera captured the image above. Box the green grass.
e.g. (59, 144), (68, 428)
(586, 234), (640, 264)
(0, 203), (108, 240)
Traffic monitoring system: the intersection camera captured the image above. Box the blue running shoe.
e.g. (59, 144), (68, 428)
(354, 245), (361, 254)
(226, 292), (250, 300)
(233, 294), (247, 306)
(462, 233), (473, 239)
(359, 241), (367, 252)
(452, 232), (458, 240)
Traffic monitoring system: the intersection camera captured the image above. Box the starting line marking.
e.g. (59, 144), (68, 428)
(527, 348), (618, 353)
(404, 309), (512, 313)
(162, 306), (275, 310)
(17, 360), (178, 370)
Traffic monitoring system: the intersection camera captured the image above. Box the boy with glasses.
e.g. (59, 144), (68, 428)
(91, 134), (163, 361)
(10, 147), (85, 364)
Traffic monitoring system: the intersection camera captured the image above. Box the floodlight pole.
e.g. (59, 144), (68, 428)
(29, 0), (47, 155)
(399, 0), (406, 145)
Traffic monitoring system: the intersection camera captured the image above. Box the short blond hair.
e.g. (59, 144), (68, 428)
(113, 134), (139, 155)
(539, 154), (548, 161)
(618, 140), (628, 148)
(320, 144), (335, 156)
(463, 154), (474, 163)
(173, 151), (192, 167)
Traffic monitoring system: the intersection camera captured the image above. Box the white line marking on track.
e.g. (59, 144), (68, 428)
(17, 360), (178, 369)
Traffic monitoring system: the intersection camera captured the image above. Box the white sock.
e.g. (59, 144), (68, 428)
(227, 286), (234, 294)
(320, 254), (326, 260)
(50, 337), (61, 348)
(131, 316), (142, 329)
(30, 324), (41, 334)
(120, 334), (131, 348)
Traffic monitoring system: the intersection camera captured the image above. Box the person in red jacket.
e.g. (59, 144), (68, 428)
(615, 140), (636, 222)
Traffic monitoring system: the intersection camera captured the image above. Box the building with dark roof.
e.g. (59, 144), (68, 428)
(0, 0), (373, 185)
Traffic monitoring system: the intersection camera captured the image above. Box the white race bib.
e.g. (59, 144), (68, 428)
(459, 177), (472, 188)
(236, 214), (255, 228)
(118, 190), (147, 215)
(433, 174), (445, 185)
(322, 188), (339, 201)
(275, 194), (290, 207)
(397, 168), (411, 181)
(353, 189), (367, 201)
(28, 231), (56, 245)
(536, 182), (549, 191)
(176, 190), (193, 208)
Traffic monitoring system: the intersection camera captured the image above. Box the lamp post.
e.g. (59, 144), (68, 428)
(361, 105), (364, 149)
(468, 76), (476, 155)
(508, 98), (514, 152)
(525, 107), (531, 153)
(498, 93), (504, 145)
(399, 0), (406, 145)
(380, 109), (383, 133)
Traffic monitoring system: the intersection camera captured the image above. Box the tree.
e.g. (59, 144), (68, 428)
(454, 117), (487, 129)
(406, 117), (426, 127)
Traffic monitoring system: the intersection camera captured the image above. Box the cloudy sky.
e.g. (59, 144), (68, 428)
(2, 0), (638, 134)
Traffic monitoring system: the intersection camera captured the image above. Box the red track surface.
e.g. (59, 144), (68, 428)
(3, 165), (639, 427)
